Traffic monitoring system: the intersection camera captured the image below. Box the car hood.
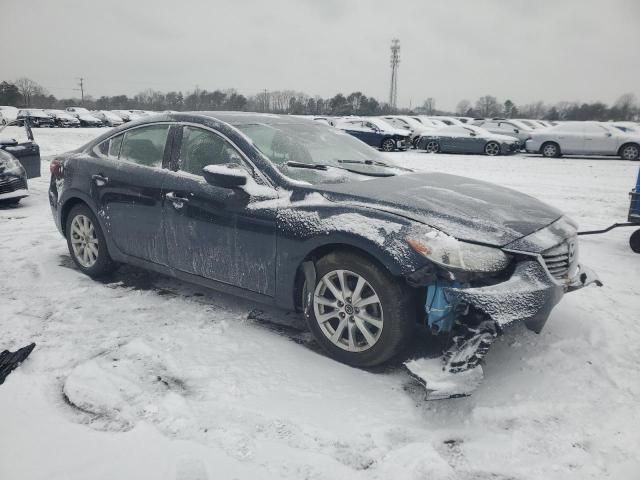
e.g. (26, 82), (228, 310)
(315, 172), (563, 247)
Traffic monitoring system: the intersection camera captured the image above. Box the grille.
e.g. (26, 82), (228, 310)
(541, 237), (577, 280)
(0, 177), (27, 195)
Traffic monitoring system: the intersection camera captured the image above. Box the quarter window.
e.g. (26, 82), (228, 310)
(119, 125), (170, 167)
(95, 133), (124, 160)
(178, 126), (246, 176)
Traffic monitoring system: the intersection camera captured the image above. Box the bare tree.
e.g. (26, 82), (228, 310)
(455, 99), (471, 116)
(422, 97), (436, 114)
(14, 77), (44, 106)
(613, 93), (638, 121)
(475, 95), (501, 118)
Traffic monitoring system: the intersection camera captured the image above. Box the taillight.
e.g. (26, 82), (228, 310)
(50, 158), (64, 179)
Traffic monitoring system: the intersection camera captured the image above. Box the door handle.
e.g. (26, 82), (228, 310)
(165, 191), (190, 209)
(92, 174), (108, 186)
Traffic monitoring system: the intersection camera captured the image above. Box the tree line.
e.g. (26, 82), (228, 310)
(1, 77), (638, 121)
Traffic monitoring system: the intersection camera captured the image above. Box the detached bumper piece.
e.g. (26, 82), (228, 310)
(406, 260), (601, 399)
(0, 343), (35, 385)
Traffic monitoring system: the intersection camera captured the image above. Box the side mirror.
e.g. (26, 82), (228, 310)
(606, 132), (612, 137)
(202, 165), (248, 189)
(470, 132), (477, 137)
(514, 129), (520, 134)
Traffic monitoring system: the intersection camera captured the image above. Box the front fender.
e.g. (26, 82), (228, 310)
(273, 204), (430, 309)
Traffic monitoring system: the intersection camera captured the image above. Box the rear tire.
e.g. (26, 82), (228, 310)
(620, 143), (640, 161)
(65, 203), (118, 277)
(630, 229), (640, 253)
(303, 250), (416, 367)
(541, 142), (561, 158)
(424, 140), (440, 153)
(381, 138), (396, 152)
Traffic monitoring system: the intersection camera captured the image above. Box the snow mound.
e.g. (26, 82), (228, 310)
(63, 339), (194, 432)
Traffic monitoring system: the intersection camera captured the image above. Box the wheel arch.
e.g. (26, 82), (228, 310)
(540, 140), (561, 155)
(618, 142), (640, 157)
(59, 192), (99, 237)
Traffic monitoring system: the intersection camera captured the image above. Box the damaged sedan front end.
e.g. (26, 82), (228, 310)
(404, 216), (601, 395)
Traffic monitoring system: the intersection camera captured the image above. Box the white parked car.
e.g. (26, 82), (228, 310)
(474, 119), (535, 144)
(65, 107), (90, 117)
(525, 121), (640, 160)
(380, 115), (437, 147)
(426, 116), (465, 126)
(0, 106), (19, 124)
(93, 110), (124, 127)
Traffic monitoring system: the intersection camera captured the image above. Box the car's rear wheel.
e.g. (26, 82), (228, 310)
(620, 143), (640, 161)
(424, 140), (440, 153)
(484, 141), (501, 156)
(381, 138), (396, 152)
(303, 251), (415, 367)
(65, 204), (117, 277)
(541, 142), (561, 158)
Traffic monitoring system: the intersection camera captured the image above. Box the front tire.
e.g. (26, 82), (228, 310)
(484, 141), (501, 156)
(381, 138), (396, 152)
(304, 251), (416, 367)
(541, 142), (561, 158)
(620, 144), (640, 161)
(65, 204), (117, 277)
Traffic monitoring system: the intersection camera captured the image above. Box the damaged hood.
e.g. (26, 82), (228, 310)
(316, 173), (563, 247)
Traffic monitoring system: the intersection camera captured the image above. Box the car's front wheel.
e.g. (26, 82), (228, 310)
(65, 204), (118, 277)
(541, 142), (561, 158)
(304, 251), (416, 367)
(381, 138), (396, 152)
(484, 141), (501, 156)
(630, 229), (640, 253)
(620, 143), (640, 161)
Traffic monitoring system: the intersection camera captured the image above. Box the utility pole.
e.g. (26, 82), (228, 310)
(389, 39), (400, 109)
(74, 77), (85, 105)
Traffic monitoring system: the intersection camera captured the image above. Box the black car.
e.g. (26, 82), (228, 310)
(0, 120), (41, 179)
(16, 109), (55, 128)
(48, 113), (598, 373)
(336, 118), (410, 152)
(46, 110), (81, 128)
(0, 150), (28, 204)
(417, 125), (520, 155)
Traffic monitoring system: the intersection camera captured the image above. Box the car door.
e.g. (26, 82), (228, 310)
(90, 123), (172, 264)
(582, 124), (618, 154)
(161, 124), (278, 295)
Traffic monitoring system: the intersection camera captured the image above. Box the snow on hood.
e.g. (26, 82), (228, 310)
(315, 172), (563, 247)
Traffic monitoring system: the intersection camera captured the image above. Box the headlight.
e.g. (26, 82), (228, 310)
(0, 156), (23, 174)
(406, 227), (511, 273)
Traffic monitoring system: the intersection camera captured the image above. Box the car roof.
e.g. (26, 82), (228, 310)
(183, 112), (313, 125)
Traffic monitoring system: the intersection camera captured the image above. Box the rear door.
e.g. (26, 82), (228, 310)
(90, 123), (173, 264)
(161, 124), (278, 295)
(552, 123), (583, 154)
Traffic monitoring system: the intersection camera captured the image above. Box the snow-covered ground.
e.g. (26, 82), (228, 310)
(1, 128), (639, 480)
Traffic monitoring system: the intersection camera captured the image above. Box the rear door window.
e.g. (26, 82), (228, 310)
(119, 125), (170, 167)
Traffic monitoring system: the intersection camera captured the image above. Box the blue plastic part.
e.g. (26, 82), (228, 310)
(426, 280), (460, 333)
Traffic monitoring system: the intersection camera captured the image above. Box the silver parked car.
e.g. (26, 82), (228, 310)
(525, 122), (640, 160)
(473, 119), (535, 145)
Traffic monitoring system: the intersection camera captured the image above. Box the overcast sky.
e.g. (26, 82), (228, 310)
(2, 0), (638, 110)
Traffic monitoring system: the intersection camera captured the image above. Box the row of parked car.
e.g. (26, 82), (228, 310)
(0, 106), (163, 128)
(313, 114), (640, 161)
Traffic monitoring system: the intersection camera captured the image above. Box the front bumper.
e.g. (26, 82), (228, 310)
(443, 260), (600, 333)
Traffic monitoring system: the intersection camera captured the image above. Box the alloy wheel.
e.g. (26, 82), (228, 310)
(622, 145), (639, 161)
(425, 141), (440, 153)
(542, 143), (558, 157)
(485, 142), (500, 156)
(381, 139), (395, 152)
(313, 269), (384, 352)
(70, 214), (99, 268)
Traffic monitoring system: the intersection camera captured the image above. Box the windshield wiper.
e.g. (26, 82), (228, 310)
(338, 159), (413, 172)
(285, 161), (328, 170)
(285, 160), (395, 177)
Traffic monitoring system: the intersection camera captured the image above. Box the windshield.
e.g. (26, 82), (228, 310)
(235, 122), (408, 185)
(368, 117), (399, 131)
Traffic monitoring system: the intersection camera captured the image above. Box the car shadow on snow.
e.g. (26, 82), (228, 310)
(56, 253), (446, 381)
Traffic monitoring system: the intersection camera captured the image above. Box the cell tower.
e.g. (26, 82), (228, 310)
(389, 39), (400, 108)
